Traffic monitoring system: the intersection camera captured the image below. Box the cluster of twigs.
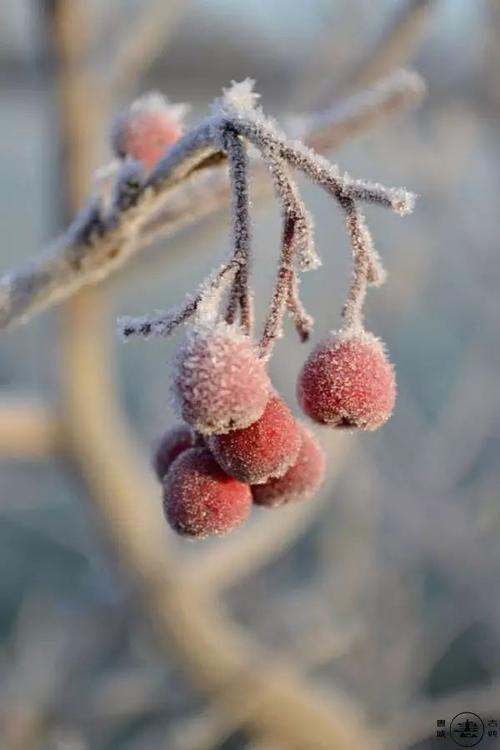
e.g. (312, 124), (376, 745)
(116, 79), (415, 359)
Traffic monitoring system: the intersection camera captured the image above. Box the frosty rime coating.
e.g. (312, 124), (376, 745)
(208, 394), (302, 484)
(297, 330), (396, 430)
(163, 448), (252, 538)
(172, 322), (271, 435)
(252, 423), (325, 507)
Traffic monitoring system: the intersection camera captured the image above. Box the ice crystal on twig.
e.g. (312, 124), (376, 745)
(216, 78), (261, 116)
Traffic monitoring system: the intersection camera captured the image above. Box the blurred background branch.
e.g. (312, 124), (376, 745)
(104, 0), (187, 97)
(0, 396), (62, 458)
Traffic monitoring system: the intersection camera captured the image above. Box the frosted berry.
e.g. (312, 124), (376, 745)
(297, 330), (396, 430)
(172, 322), (270, 435)
(152, 424), (195, 482)
(111, 93), (187, 171)
(253, 423), (325, 508)
(208, 394), (301, 484)
(163, 447), (251, 538)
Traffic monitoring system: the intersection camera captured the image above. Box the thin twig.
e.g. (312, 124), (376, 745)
(287, 269), (314, 342)
(223, 128), (252, 333)
(234, 116), (415, 216)
(338, 197), (377, 331)
(259, 216), (296, 358)
(259, 151), (315, 350)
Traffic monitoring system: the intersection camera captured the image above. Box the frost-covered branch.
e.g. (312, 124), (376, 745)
(339, 197), (376, 331)
(120, 80), (414, 344)
(0, 72), (422, 331)
(260, 216), (299, 358)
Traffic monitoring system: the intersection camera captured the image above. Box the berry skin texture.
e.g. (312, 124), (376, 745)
(152, 424), (195, 482)
(208, 394), (302, 484)
(297, 330), (396, 430)
(111, 93), (186, 171)
(163, 448), (251, 538)
(172, 322), (271, 435)
(252, 423), (325, 508)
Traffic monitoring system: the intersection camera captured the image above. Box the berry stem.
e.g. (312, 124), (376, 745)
(260, 152), (315, 348)
(222, 127), (252, 334)
(287, 268), (313, 342)
(339, 197), (374, 331)
(259, 215), (296, 359)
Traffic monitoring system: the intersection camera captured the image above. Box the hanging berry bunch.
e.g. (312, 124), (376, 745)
(116, 80), (414, 540)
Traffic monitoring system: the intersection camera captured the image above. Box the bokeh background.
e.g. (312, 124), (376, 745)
(0, 1), (499, 748)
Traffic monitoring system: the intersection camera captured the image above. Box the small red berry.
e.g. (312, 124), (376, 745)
(208, 394), (302, 484)
(152, 424), (195, 482)
(111, 93), (187, 171)
(172, 322), (271, 435)
(163, 447), (251, 538)
(252, 423), (325, 508)
(297, 330), (396, 430)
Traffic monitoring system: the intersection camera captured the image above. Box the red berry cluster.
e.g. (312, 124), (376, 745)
(115, 82), (413, 541)
(153, 323), (326, 539)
